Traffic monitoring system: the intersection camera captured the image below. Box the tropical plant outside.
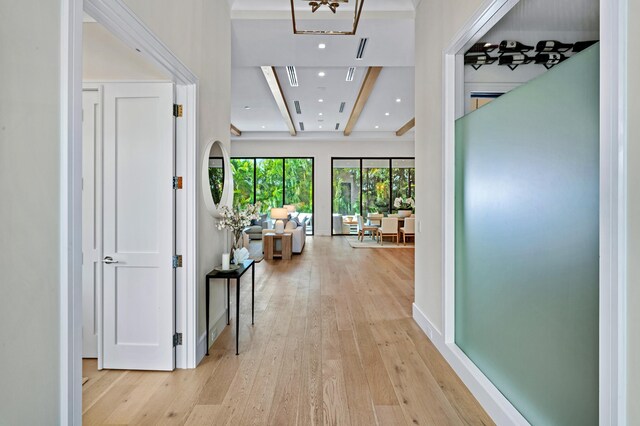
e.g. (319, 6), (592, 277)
(331, 158), (415, 234)
(230, 157), (314, 232)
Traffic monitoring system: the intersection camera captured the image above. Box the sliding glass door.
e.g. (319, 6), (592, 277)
(363, 159), (391, 217)
(256, 158), (284, 213)
(231, 157), (314, 234)
(332, 159), (361, 235)
(331, 157), (415, 236)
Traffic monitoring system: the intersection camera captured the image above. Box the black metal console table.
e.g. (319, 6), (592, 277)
(205, 259), (255, 356)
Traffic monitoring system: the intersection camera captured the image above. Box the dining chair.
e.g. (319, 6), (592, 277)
(400, 218), (415, 245)
(356, 215), (365, 241)
(368, 213), (383, 227)
(356, 215), (377, 241)
(377, 217), (399, 245)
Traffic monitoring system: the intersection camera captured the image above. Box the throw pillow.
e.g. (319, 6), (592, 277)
(285, 220), (297, 230)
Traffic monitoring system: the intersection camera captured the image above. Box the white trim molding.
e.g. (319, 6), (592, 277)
(413, 304), (528, 425)
(60, 0), (83, 424)
(62, 0), (200, 423)
(599, 0), (628, 424)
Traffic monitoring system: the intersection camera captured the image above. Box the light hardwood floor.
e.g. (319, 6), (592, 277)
(82, 237), (493, 425)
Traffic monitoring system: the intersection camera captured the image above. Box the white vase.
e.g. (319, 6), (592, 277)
(398, 210), (412, 218)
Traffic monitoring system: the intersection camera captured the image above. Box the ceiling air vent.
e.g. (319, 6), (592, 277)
(286, 66), (299, 87)
(356, 38), (368, 59)
(339, 102), (346, 113)
(346, 67), (356, 82)
(294, 100), (302, 114)
(335, 123), (340, 130)
(299, 122), (305, 131)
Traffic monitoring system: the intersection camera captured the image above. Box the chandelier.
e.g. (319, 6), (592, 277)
(290, 0), (364, 35)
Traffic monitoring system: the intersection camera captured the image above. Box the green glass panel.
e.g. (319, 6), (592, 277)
(455, 45), (599, 425)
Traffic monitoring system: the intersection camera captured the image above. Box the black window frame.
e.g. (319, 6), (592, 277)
(231, 157), (315, 236)
(331, 156), (415, 236)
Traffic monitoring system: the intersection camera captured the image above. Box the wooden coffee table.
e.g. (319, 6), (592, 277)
(263, 232), (292, 260)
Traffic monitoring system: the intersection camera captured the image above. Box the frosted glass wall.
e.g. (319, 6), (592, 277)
(455, 45), (599, 424)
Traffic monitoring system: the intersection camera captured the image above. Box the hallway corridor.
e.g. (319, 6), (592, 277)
(82, 237), (491, 425)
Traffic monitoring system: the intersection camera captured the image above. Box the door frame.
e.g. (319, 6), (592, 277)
(60, 0), (199, 423)
(412, 0), (628, 424)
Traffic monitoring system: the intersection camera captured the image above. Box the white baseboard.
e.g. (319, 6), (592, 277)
(196, 309), (229, 365)
(412, 303), (529, 426)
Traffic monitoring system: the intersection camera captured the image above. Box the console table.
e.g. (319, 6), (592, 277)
(205, 259), (255, 356)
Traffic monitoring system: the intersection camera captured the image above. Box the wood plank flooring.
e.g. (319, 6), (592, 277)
(83, 237), (493, 425)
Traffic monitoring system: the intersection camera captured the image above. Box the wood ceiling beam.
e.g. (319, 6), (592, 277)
(344, 66), (383, 136)
(396, 118), (415, 136)
(230, 123), (242, 137)
(260, 66), (297, 136)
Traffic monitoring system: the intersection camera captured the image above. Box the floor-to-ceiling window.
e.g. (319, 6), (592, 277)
(231, 157), (314, 234)
(255, 158), (284, 213)
(332, 157), (415, 236)
(332, 159), (361, 235)
(230, 158), (255, 209)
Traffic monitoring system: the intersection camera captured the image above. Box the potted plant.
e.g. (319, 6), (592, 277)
(394, 197), (415, 217)
(216, 202), (262, 263)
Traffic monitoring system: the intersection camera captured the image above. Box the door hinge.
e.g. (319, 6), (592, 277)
(173, 104), (183, 117)
(173, 333), (183, 346)
(172, 255), (183, 268)
(172, 176), (183, 190)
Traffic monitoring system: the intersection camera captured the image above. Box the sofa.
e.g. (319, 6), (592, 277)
(243, 214), (270, 240)
(262, 216), (308, 254)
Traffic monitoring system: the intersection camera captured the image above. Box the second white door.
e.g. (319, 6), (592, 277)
(101, 82), (176, 371)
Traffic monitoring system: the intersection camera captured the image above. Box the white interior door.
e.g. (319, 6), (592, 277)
(102, 82), (176, 371)
(82, 89), (102, 358)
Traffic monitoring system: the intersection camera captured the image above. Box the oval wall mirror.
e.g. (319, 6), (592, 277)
(201, 140), (234, 218)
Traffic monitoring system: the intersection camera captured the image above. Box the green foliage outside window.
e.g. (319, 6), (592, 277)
(331, 159), (415, 218)
(230, 159), (254, 209)
(231, 157), (314, 216)
(256, 159), (284, 213)
(208, 166), (224, 205)
(285, 159), (313, 213)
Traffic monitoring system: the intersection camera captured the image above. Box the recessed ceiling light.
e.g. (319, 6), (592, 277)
(318, 99), (324, 103)
(318, 71), (326, 77)
(261, 125), (266, 129)
(318, 43), (326, 49)
(244, 106), (251, 110)
(385, 112), (390, 116)
(396, 98), (402, 103)
(375, 125), (380, 129)
(319, 112), (323, 116)
(319, 125), (323, 129)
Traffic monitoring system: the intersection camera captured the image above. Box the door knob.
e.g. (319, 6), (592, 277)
(102, 256), (119, 264)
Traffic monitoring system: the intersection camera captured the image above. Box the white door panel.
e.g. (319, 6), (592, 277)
(102, 82), (175, 371)
(82, 89), (102, 358)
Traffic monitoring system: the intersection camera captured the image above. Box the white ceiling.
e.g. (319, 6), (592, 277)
(231, 3), (416, 136)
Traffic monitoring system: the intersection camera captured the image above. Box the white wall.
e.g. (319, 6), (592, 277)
(414, 0), (485, 333)
(83, 22), (169, 80)
(231, 134), (415, 235)
(0, 1), (62, 423)
(627, 0), (639, 421)
(121, 0), (231, 354)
